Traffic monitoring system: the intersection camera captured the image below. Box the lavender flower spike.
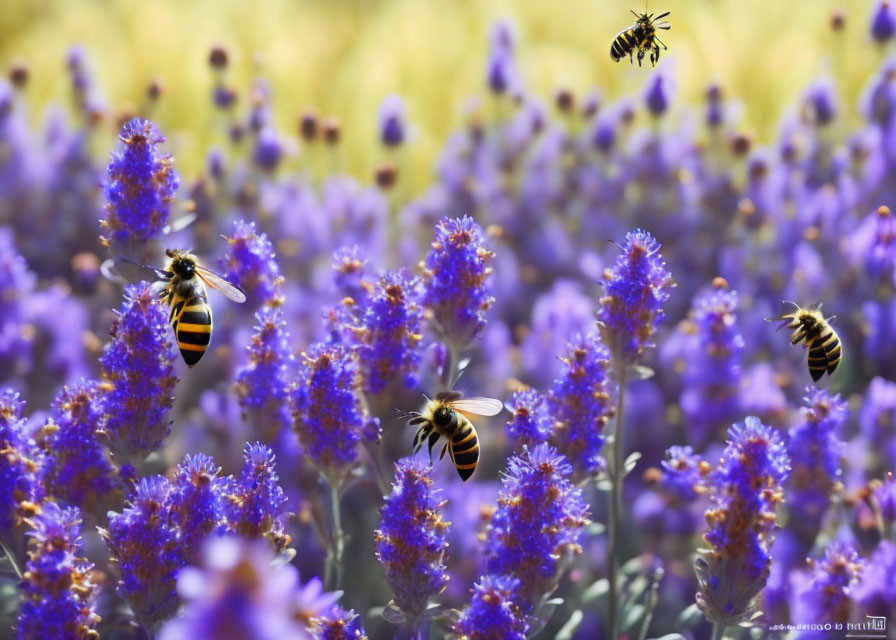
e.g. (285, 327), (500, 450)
(598, 229), (674, 364)
(221, 219), (284, 309)
(292, 343), (376, 482)
(423, 216), (495, 351)
(548, 335), (615, 479)
(505, 388), (553, 449)
(169, 453), (228, 562)
(235, 306), (294, 443)
(790, 542), (864, 636)
(0, 389), (43, 545)
(99, 281), (178, 463)
(375, 457), (449, 630)
(225, 442), (291, 552)
(453, 575), (530, 640)
(484, 444), (589, 609)
(312, 604), (369, 640)
(159, 536), (340, 640)
(100, 118), (179, 255)
(17, 502), (99, 640)
(695, 417), (790, 629)
(101, 476), (184, 632)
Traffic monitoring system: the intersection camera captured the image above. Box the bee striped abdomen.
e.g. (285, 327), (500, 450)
(171, 293), (213, 367)
(449, 419), (480, 482)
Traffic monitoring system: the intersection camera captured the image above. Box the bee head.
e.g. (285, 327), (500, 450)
(169, 252), (197, 279)
(797, 311), (818, 329)
(433, 405), (454, 427)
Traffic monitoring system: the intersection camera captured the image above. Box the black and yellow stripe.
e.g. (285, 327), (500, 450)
(169, 292), (213, 367)
(449, 418), (480, 482)
(610, 28), (639, 61)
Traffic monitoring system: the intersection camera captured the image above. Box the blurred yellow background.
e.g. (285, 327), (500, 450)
(0, 0), (879, 192)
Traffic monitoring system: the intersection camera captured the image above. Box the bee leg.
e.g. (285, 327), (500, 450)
(413, 426), (430, 453)
(427, 432), (440, 461)
(439, 443), (449, 461)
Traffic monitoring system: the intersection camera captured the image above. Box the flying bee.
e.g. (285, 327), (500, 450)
(771, 303), (841, 382)
(150, 249), (246, 367)
(610, 9), (670, 67)
(408, 391), (503, 481)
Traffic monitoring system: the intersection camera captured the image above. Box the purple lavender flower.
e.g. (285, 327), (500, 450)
(379, 94), (407, 147)
(695, 417), (790, 628)
(101, 476), (184, 631)
(423, 216), (495, 350)
(312, 605), (368, 640)
(100, 118), (179, 254)
(853, 541), (896, 616)
(99, 281), (178, 463)
(548, 335), (614, 478)
(485, 20), (519, 95)
(221, 219), (284, 309)
(790, 542), (864, 635)
(235, 307), (294, 443)
(17, 502), (98, 640)
(859, 377), (896, 469)
(705, 83), (724, 128)
(660, 445), (704, 503)
(598, 229), (674, 364)
(848, 205), (896, 283)
(159, 536), (340, 640)
(874, 472), (896, 528)
(332, 246), (371, 304)
(254, 125), (283, 172)
(292, 343), (376, 482)
(644, 66), (673, 117)
(169, 453), (228, 562)
(871, 1), (896, 42)
(505, 389), (553, 449)
(374, 457), (449, 627)
(42, 380), (118, 515)
(483, 444), (589, 608)
(0, 389), (42, 544)
(787, 388), (847, 539)
(346, 269), (424, 394)
(453, 575), (530, 640)
(225, 442), (291, 552)
(0, 228), (35, 380)
(680, 284), (744, 446)
(802, 78), (837, 126)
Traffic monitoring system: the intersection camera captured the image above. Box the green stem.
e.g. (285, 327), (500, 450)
(607, 365), (627, 640)
(710, 620), (726, 640)
(0, 538), (23, 580)
(324, 478), (345, 591)
(441, 343), (459, 390)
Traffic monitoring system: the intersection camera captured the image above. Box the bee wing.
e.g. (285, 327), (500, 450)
(451, 397), (503, 416)
(195, 266), (247, 303)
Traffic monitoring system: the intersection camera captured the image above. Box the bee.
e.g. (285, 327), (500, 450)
(772, 303), (841, 382)
(408, 391), (503, 481)
(151, 249), (246, 367)
(610, 9), (670, 67)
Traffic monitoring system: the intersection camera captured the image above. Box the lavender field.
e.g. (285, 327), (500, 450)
(1, 1), (896, 639)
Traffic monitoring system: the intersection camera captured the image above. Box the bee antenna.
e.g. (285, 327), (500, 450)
(782, 300), (801, 310)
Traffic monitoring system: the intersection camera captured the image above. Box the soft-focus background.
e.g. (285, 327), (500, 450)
(0, 0), (866, 189)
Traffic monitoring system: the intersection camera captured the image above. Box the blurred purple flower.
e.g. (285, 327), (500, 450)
(332, 246), (371, 305)
(379, 94), (407, 147)
(598, 229), (673, 364)
(99, 281), (178, 463)
(787, 388), (847, 539)
(375, 457), (449, 628)
(159, 536), (340, 640)
(789, 542), (864, 637)
(853, 540), (896, 617)
(423, 216), (495, 350)
(0, 228), (35, 379)
(859, 377), (896, 470)
(484, 444), (589, 608)
(453, 575), (530, 640)
(254, 126), (283, 172)
(17, 501), (98, 640)
(695, 417), (790, 627)
(871, 1), (896, 42)
(101, 118), (179, 254)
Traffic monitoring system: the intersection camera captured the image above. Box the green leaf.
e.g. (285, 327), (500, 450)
(622, 603), (646, 631)
(673, 603), (703, 631)
(586, 521), (606, 536)
(581, 578), (609, 606)
(555, 610), (584, 640)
